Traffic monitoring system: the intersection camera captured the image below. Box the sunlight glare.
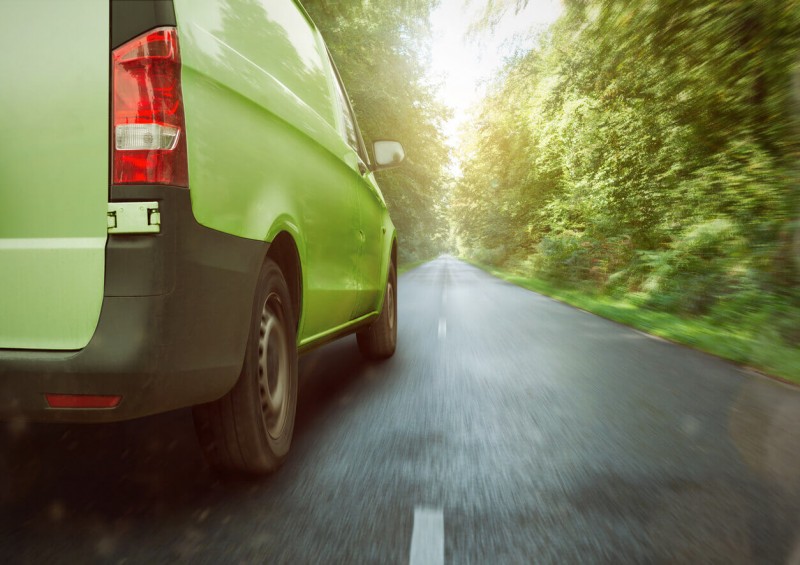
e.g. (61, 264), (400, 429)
(429, 0), (563, 160)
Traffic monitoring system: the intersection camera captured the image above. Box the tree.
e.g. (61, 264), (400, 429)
(452, 0), (800, 328)
(304, 0), (452, 261)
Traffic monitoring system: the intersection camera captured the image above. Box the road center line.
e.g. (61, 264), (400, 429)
(409, 507), (444, 565)
(438, 317), (447, 339)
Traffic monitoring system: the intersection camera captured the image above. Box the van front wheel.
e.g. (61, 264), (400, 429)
(357, 262), (397, 360)
(193, 258), (298, 475)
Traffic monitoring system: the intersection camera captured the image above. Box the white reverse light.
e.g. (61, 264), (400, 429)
(115, 123), (180, 151)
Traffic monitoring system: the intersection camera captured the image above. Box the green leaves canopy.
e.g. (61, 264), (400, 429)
(453, 0), (800, 300)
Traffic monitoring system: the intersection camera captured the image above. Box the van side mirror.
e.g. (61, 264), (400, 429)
(372, 140), (405, 171)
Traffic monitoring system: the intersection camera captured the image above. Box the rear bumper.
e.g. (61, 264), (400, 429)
(0, 187), (267, 422)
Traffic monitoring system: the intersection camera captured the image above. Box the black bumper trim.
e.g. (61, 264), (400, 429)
(0, 187), (267, 422)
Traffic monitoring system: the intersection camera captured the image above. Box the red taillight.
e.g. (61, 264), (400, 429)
(45, 394), (122, 409)
(112, 27), (188, 186)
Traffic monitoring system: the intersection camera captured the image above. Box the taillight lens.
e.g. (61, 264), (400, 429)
(112, 27), (188, 186)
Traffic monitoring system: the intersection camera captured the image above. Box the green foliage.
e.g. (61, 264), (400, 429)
(532, 232), (634, 285)
(637, 219), (744, 314)
(532, 231), (588, 283)
(302, 0), (451, 262)
(452, 0), (800, 370)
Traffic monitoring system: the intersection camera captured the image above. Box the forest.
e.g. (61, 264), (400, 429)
(306, 0), (800, 376)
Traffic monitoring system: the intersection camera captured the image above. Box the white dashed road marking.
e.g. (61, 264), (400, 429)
(438, 317), (446, 339)
(409, 507), (444, 565)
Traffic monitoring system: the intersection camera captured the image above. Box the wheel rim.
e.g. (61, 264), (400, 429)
(387, 280), (395, 331)
(257, 294), (289, 440)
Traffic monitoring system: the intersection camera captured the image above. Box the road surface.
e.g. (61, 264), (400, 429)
(1, 256), (798, 563)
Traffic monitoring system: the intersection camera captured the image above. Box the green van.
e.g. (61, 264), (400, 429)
(0, 0), (403, 474)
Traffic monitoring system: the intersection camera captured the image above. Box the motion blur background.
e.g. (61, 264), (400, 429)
(2, 2), (799, 563)
(303, 0), (800, 382)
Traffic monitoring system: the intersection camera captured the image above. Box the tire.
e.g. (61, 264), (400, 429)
(357, 261), (397, 360)
(193, 258), (298, 476)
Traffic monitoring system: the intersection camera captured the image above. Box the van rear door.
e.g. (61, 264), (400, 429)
(0, 1), (109, 350)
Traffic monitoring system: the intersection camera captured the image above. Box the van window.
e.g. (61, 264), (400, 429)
(330, 68), (372, 171)
(332, 73), (360, 152)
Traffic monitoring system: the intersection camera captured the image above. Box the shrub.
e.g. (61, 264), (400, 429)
(533, 231), (589, 282)
(638, 219), (745, 315)
(470, 245), (510, 267)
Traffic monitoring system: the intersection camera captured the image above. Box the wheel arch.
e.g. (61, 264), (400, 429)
(266, 230), (303, 333)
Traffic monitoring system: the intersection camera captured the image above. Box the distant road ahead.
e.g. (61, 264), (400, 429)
(1, 256), (798, 563)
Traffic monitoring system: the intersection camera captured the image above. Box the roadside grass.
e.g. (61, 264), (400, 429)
(398, 258), (432, 275)
(464, 258), (800, 385)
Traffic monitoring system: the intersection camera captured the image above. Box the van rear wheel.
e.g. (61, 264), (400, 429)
(357, 262), (397, 360)
(193, 258), (298, 475)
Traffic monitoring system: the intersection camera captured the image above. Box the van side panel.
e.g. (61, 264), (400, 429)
(354, 173), (394, 316)
(174, 0), (365, 341)
(0, 0), (108, 350)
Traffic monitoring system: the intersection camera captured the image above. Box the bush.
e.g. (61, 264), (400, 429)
(469, 245), (510, 267)
(638, 219), (745, 315)
(529, 231), (635, 287)
(532, 231), (589, 282)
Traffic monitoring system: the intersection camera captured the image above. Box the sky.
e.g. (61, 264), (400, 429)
(429, 0), (564, 148)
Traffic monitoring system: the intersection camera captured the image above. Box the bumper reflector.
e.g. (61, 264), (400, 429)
(45, 394), (122, 409)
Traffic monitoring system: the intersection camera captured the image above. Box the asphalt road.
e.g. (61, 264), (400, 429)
(1, 256), (798, 564)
